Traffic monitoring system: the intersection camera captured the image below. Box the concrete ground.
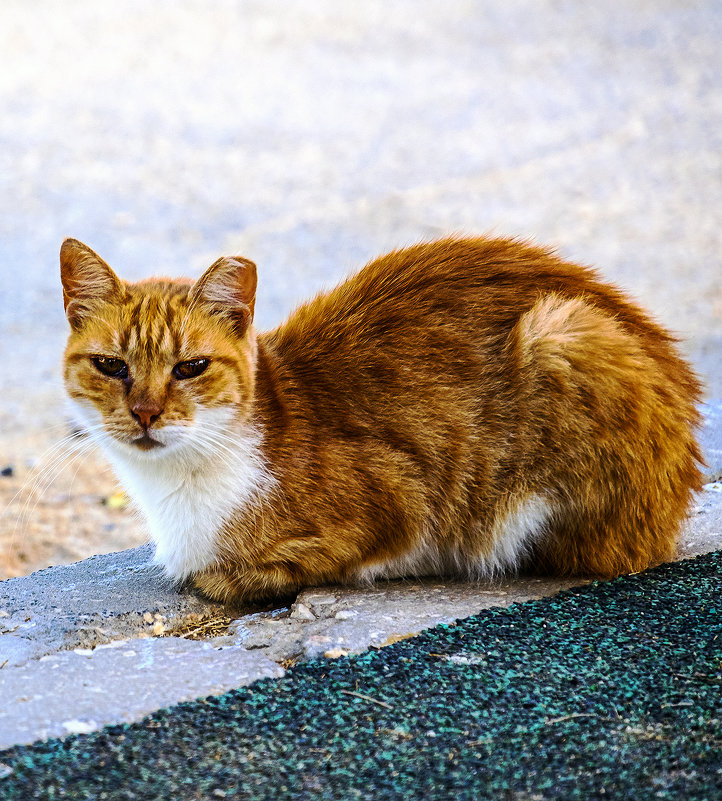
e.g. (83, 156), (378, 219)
(0, 0), (720, 755)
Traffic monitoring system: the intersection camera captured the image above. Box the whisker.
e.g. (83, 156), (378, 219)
(1, 420), (112, 535)
(190, 431), (240, 462)
(0, 431), (95, 520)
(11, 435), (99, 519)
(184, 434), (238, 473)
(7, 437), (103, 553)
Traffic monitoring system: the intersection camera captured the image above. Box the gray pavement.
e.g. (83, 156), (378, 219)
(0, 546), (588, 747)
(0, 0), (720, 753)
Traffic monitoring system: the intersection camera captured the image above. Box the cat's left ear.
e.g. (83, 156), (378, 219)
(190, 256), (257, 336)
(60, 238), (124, 331)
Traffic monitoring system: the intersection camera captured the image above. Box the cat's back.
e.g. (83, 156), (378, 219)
(265, 236), (682, 367)
(267, 238), (546, 354)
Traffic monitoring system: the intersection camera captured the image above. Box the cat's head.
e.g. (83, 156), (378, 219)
(60, 238), (258, 460)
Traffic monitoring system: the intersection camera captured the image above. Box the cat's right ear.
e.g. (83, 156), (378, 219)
(190, 255), (258, 336)
(60, 239), (123, 331)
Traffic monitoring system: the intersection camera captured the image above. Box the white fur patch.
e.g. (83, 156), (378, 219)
(357, 532), (461, 583)
(477, 493), (552, 576)
(67, 401), (274, 581)
(357, 493), (552, 583)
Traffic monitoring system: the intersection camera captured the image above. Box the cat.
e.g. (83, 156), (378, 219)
(60, 235), (703, 604)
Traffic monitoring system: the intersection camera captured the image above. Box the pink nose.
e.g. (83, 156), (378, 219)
(131, 403), (162, 430)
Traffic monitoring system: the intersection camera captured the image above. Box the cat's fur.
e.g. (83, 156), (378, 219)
(60, 236), (703, 603)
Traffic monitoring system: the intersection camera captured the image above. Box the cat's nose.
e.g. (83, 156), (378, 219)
(130, 402), (163, 430)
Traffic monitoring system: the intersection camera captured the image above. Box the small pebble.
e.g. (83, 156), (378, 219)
(62, 719), (97, 735)
(1, 623), (19, 633)
(290, 603), (316, 621)
(104, 491), (130, 509)
(324, 647), (349, 659)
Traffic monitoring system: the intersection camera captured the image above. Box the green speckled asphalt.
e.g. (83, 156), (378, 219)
(1, 552), (720, 801)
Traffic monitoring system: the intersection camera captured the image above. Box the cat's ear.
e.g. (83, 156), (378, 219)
(190, 256), (257, 336)
(60, 238), (123, 331)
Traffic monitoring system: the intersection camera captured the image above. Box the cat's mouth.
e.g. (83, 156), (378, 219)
(132, 433), (164, 451)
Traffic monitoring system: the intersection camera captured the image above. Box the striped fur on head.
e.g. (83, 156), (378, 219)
(61, 238), (258, 454)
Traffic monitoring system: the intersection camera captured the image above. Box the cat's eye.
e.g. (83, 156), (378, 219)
(173, 358), (210, 380)
(91, 355), (128, 379)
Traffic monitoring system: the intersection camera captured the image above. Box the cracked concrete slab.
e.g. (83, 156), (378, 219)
(232, 576), (594, 663)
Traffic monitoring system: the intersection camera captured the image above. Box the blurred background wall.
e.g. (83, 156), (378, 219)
(1, 0), (720, 576)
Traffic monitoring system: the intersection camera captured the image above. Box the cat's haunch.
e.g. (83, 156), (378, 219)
(60, 236), (703, 603)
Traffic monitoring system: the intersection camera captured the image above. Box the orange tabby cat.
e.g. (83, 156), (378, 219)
(60, 236), (703, 603)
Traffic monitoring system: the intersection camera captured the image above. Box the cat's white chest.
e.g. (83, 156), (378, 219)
(106, 429), (272, 582)
(131, 465), (229, 580)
